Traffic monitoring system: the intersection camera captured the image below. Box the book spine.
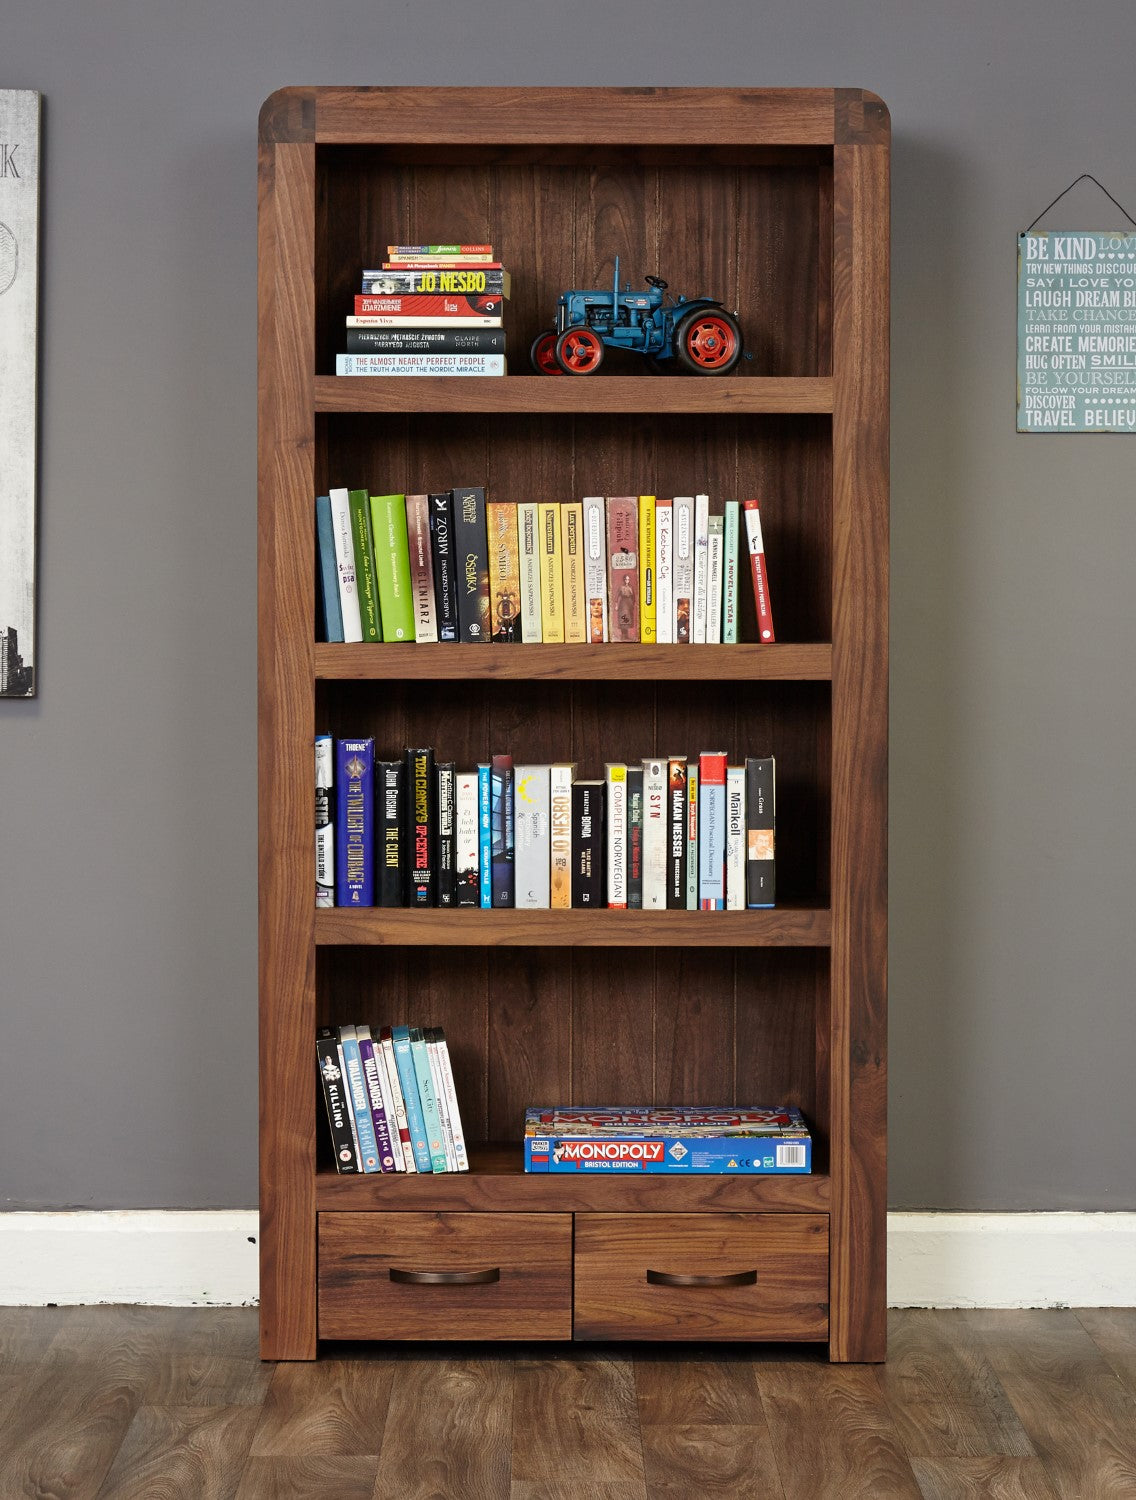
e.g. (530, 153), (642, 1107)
(382, 255), (499, 267)
(429, 491), (460, 642)
(698, 753), (728, 910)
(361, 269), (509, 296)
(453, 486), (491, 644)
(345, 328), (505, 354)
(315, 496), (344, 642)
(655, 498), (673, 645)
(477, 763), (492, 908)
(409, 1028), (449, 1173)
(722, 500), (740, 644)
(335, 354), (506, 376)
(726, 765), (746, 911)
(357, 1027), (397, 1171)
(641, 758), (668, 909)
(692, 493), (710, 644)
(549, 763), (575, 909)
(638, 495), (657, 643)
(425, 1029), (457, 1171)
(368, 494), (416, 642)
(486, 501), (522, 643)
(686, 768), (699, 910)
(348, 488), (382, 642)
(672, 496), (694, 643)
(434, 1028), (470, 1171)
(517, 501), (543, 642)
(561, 501), (587, 643)
(572, 780), (605, 908)
(405, 494), (438, 643)
(387, 243), (494, 256)
(490, 753), (515, 908)
(454, 770), (480, 906)
(328, 488), (364, 642)
(338, 1026), (380, 1172)
(605, 763), (628, 909)
(514, 763), (551, 909)
(606, 496), (640, 642)
(349, 312), (502, 329)
(316, 1028), (359, 1172)
(337, 1039), (363, 1165)
(335, 738), (374, 906)
(666, 758), (687, 910)
(745, 756), (777, 908)
(376, 761), (403, 908)
(404, 747), (436, 906)
(315, 736), (335, 908)
(538, 501), (564, 643)
(355, 292), (505, 318)
(743, 501), (776, 643)
(626, 766), (644, 910)
(436, 761), (456, 907)
(391, 1026), (434, 1173)
(379, 1027), (414, 1171)
(582, 496), (609, 642)
(706, 514), (724, 645)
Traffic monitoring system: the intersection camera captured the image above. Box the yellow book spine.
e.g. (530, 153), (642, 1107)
(561, 502), (586, 643)
(538, 501), (564, 642)
(639, 495), (656, 643)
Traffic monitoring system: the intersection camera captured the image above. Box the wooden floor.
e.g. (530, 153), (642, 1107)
(2, 1309), (1135, 1497)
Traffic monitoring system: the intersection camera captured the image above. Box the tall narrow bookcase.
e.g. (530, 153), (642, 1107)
(258, 87), (888, 1362)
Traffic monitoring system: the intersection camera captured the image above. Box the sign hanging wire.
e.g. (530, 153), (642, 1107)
(1023, 174), (1136, 235)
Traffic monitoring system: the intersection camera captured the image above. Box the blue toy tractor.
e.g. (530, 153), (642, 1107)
(530, 256), (744, 375)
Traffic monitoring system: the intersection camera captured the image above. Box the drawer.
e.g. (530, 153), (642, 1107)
(318, 1211), (572, 1340)
(573, 1212), (829, 1340)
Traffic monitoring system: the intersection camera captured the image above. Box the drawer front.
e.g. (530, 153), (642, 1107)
(319, 1211), (572, 1340)
(574, 1212), (829, 1341)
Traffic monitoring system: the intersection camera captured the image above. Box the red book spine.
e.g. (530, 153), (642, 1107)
(742, 500), (776, 643)
(354, 293), (504, 318)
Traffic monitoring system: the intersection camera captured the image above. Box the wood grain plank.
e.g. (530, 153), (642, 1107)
(512, 1352), (646, 1490)
(641, 1426), (784, 1499)
(372, 1355), (512, 1500)
(314, 375), (835, 414)
(1077, 1308), (1136, 1397)
(96, 1405), (259, 1500)
(909, 1455), (1058, 1500)
(248, 1357), (395, 1457)
(236, 1454), (380, 1500)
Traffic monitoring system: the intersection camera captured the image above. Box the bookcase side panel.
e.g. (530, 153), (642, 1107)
(258, 140), (318, 1361)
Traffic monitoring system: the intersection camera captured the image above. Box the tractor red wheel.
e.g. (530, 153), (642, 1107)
(555, 326), (605, 375)
(675, 308), (742, 375)
(530, 329), (563, 374)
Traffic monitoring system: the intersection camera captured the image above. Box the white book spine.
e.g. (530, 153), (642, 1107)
(549, 763), (575, 909)
(706, 515), (724, 645)
(335, 353), (505, 376)
(380, 1032), (414, 1171)
(328, 487), (364, 641)
(426, 1035), (457, 1171)
(454, 771), (480, 900)
(605, 763), (628, 909)
(726, 765), (746, 910)
(641, 758), (668, 909)
(435, 1033), (469, 1172)
(346, 314), (503, 327)
(514, 764), (551, 909)
(655, 500), (673, 644)
(672, 496), (694, 643)
(517, 501), (543, 642)
(692, 493), (710, 643)
(582, 496), (609, 642)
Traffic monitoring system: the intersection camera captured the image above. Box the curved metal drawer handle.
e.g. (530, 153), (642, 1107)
(646, 1268), (757, 1288)
(389, 1266), (501, 1286)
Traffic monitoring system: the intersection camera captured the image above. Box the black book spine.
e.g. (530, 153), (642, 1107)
(377, 760), (404, 908)
(346, 327), (506, 354)
(437, 761), (456, 907)
(404, 747), (436, 906)
(745, 755), (776, 908)
(452, 485), (491, 644)
(666, 757), (688, 909)
(316, 1028), (359, 1173)
(626, 766), (644, 910)
(571, 780), (606, 908)
(490, 753), (514, 908)
(429, 491), (459, 642)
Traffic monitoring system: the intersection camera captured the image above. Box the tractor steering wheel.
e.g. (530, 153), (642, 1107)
(644, 275), (668, 290)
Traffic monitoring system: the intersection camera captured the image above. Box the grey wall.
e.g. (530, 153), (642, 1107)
(3, 2), (1134, 1210)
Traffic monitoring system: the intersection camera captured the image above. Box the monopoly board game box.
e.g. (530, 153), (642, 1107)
(523, 1106), (812, 1174)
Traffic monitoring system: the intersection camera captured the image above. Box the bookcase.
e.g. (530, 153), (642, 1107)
(258, 87), (888, 1361)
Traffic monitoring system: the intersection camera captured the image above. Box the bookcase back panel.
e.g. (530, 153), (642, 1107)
(316, 945), (825, 1150)
(315, 146), (831, 378)
(318, 413), (832, 642)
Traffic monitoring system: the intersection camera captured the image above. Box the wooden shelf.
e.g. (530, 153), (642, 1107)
(317, 1144), (830, 1213)
(315, 904), (831, 948)
(314, 374), (833, 415)
(314, 642), (832, 682)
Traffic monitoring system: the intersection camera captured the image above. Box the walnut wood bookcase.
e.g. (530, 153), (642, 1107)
(258, 86), (888, 1361)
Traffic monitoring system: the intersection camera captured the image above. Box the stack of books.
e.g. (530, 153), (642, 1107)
(316, 488), (775, 646)
(317, 740), (776, 913)
(523, 1106), (812, 1174)
(317, 1023), (468, 1175)
(337, 244), (510, 376)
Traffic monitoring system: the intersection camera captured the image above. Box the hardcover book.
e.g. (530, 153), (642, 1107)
(561, 501), (587, 643)
(706, 513), (724, 645)
(698, 752), (728, 910)
(316, 1028), (359, 1173)
(454, 770), (480, 906)
(725, 764), (746, 911)
(743, 500), (776, 642)
(315, 736), (334, 909)
(745, 755), (776, 908)
(626, 765), (644, 910)
(672, 495), (694, 643)
(315, 496), (344, 642)
(654, 497), (673, 645)
(377, 760), (404, 908)
(487, 501), (522, 642)
(517, 501), (543, 642)
(572, 780), (605, 908)
(368, 494), (416, 642)
(490, 753), (515, 907)
(549, 763), (575, 909)
(404, 747), (436, 907)
(328, 488), (364, 642)
(666, 757), (687, 910)
(436, 761), (456, 907)
(514, 763), (551, 909)
(335, 738), (374, 906)
(582, 496), (609, 641)
(348, 488), (382, 642)
(606, 496), (640, 642)
(523, 1105), (812, 1174)
(538, 501), (564, 643)
(453, 485), (492, 644)
(429, 491), (460, 642)
(722, 500), (740, 644)
(604, 763), (628, 909)
(405, 494), (438, 643)
(692, 492), (710, 644)
(338, 1025), (380, 1172)
(641, 758), (668, 910)
(638, 495), (657, 643)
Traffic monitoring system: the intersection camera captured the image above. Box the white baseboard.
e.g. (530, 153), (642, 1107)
(1, 1210), (1133, 1309)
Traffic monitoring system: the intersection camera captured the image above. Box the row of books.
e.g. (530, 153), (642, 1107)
(318, 488), (775, 646)
(318, 739), (776, 911)
(317, 1023), (468, 1175)
(523, 1106), (812, 1175)
(340, 245), (509, 376)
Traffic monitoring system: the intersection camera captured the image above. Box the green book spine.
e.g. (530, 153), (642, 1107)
(409, 1028), (449, 1173)
(348, 489), (382, 642)
(369, 494), (416, 643)
(722, 500), (740, 645)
